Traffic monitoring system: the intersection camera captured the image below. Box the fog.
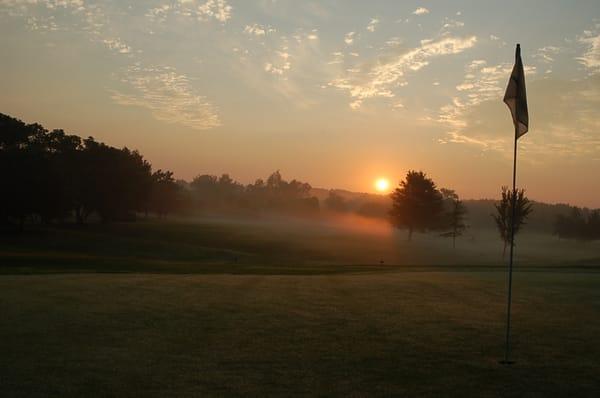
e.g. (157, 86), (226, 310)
(173, 211), (600, 267)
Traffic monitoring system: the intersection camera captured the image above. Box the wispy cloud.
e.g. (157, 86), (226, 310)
(344, 31), (355, 45)
(102, 38), (131, 54)
(329, 36), (477, 109)
(197, 0), (232, 23)
(437, 58), (600, 159)
(265, 49), (291, 75)
(534, 45), (561, 63)
(146, 0), (232, 24)
(1, 0), (135, 56)
(438, 59), (536, 149)
(442, 18), (465, 31)
(366, 18), (379, 33)
(244, 23), (275, 37)
(446, 74), (600, 159)
(111, 64), (221, 130)
(578, 26), (600, 73)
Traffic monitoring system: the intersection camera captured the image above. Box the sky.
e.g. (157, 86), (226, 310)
(1, 0), (599, 207)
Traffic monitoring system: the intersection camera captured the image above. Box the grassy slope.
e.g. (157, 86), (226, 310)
(1, 216), (599, 274)
(1, 271), (599, 397)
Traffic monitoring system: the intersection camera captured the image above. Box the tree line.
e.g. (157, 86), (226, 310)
(184, 170), (319, 215)
(0, 113), (181, 228)
(554, 208), (600, 241)
(0, 113), (321, 229)
(0, 113), (515, 249)
(3, 113), (597, 245)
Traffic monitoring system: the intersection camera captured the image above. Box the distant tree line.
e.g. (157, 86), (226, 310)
(186, 170), (319, 216)
(554, 208), (600, 241)
(0, 113), (319, 230)
(3, 113), (598, 246)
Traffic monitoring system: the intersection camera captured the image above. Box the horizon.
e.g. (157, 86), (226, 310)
(1, 1), (600, 207)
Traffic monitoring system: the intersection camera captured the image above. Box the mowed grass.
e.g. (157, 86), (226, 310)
(1, 271), (599, 397)
(1, 215), (599, 274)
(1, 218), (599, 396)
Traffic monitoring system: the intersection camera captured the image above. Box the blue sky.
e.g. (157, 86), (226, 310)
(1, 1), (599, 206)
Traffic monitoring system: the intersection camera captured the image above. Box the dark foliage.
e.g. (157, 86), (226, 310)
(1, 113), (161, 228)
(189, 170), (319, 216)
(492, 186), (533, 256)
(554, 208), (600, 241)
(390, 170), (444, 241)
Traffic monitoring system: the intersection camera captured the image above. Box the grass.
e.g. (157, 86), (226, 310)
(0, 217), (599, 396)
(1, 215), (599, 274)
(1, 271), (599, 397)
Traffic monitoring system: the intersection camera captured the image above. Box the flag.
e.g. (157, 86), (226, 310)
(504, 44), (529, 139)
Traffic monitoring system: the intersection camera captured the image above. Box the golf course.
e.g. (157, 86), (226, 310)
(1, 217), (599, 397)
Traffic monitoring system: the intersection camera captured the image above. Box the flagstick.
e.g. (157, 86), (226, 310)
(502, 131), (518, 365)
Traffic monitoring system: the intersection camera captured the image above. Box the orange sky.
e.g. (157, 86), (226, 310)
(1, 1), (599, 207)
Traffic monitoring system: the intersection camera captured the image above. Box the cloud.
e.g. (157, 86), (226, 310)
(446, 76), (600, 159)
(413, 7), (429, 16)
(264, 55), (291, 75)
(197, 0), (232, 22)
(344, 31), (355, 45)
(534, 46), (561, 63)
(0, 0), (84, 11)
(146, 0), (232, 24)
(102, 38), (131, 54)
(442, 19), (464, 30)
(329, 36), (477, 108)
(111, 64), (221, 130)
(438, 59), (537, 148)
(578, 28), (600, 73)
(244, 23), (275, 36)
(437, 61), (600, 160)
(366, 18), (379, 33)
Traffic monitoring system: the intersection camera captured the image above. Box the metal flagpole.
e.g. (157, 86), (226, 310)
(500, 42), (528, 365)
(502, 130), (518, 365)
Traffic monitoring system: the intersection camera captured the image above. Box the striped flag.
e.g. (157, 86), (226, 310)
(504, 44), (529, 139)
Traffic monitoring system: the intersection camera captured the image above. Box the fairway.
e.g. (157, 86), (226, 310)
(1, 218), (599, 274)
(1, 269), (599, 397)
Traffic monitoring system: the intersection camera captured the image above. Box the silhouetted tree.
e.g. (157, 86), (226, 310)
(390, 170), (443, 241)
(149, 170), (180, 217)
(492, 186), (533, 257)
(439, 189), (467, 248)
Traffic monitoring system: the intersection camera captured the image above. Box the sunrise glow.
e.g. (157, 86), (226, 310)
(375, 178), (391, 193)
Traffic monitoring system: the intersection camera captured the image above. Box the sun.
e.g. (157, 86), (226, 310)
(374, 178), (390, 193)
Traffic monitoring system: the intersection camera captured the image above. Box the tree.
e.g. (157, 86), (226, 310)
(149, 170), (180, 217)
(492, 186), (533, 257)
(439, 189), (467, 248)
(390, 170), (443, 241)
